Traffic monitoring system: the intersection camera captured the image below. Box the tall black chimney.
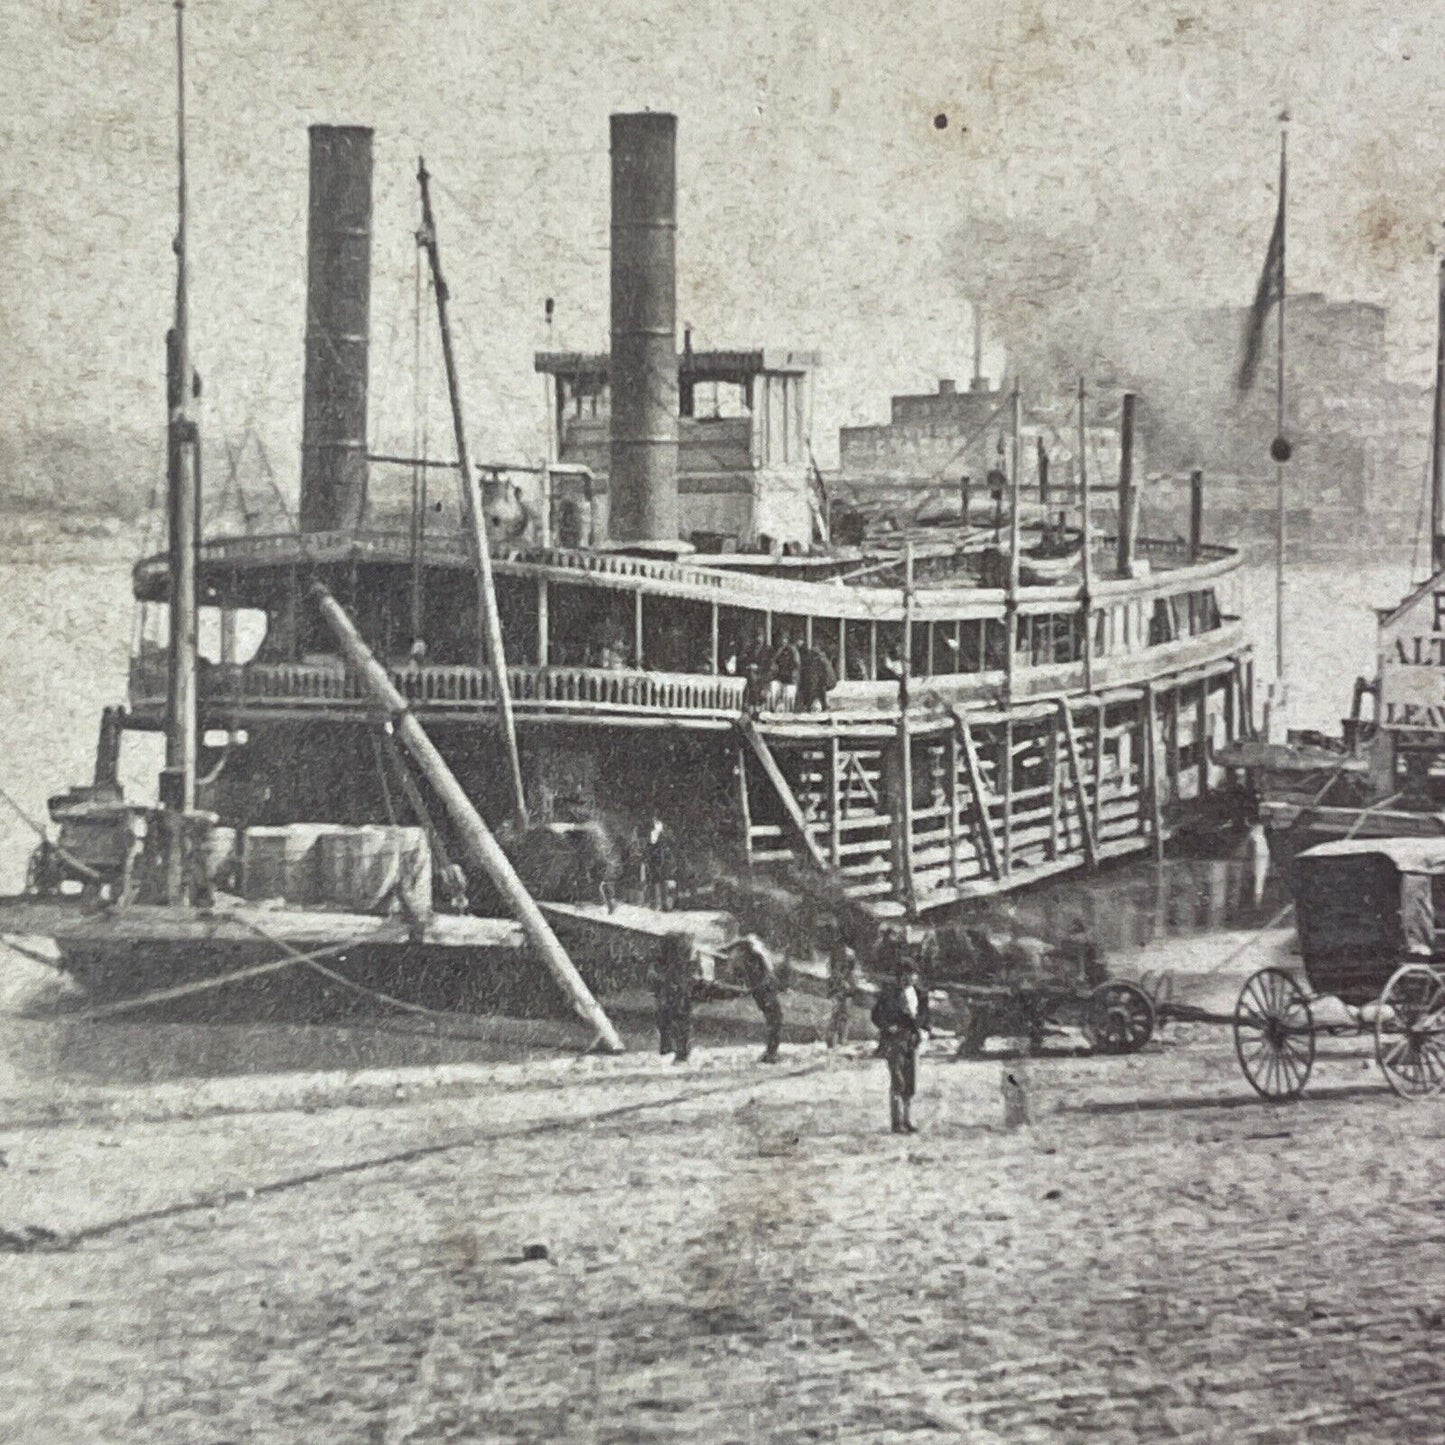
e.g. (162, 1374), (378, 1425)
(299, 125), (373, 533)
(609, 113), (679, 546)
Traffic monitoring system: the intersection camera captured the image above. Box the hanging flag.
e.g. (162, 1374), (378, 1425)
(1237, 135), (1287, 393)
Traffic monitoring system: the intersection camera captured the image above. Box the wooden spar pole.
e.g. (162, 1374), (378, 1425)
(1077, 376), (1094, 692)
(416, 158), (528, 825)
(162, 0), (199, 901)
(313, 584), (624, 1053)
(1432, 256), (1445, 573)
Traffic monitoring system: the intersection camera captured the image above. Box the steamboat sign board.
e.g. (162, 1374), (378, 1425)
(1379, 570), (1445, 732)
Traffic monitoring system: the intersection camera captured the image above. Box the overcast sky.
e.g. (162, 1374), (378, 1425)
(4, 0), (1445, 474)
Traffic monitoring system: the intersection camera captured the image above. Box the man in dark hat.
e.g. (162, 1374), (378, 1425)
(797, 640), (838, 714)
(725, 934), (784, 1063)
(871, 960), (931, 1134)
(772, 630), (801, 711)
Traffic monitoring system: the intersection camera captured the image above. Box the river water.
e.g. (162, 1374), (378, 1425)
(0, 550), (1420, 1084)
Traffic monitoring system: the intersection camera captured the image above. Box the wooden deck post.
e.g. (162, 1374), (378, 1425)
(1143, 682), (1165, 862)
(313, 583), (624, 1053)
(1057, 699), (1098, 868)
(896, 719), (917, 914)
(1164, 683), (1181, 803)
(735, 742), (754, 868)
(898, 544), (917, 912)
(1002, 718), (1014, 875)
(1047, 714), (1062, 860)
(1092, 698), (1105, 847)
(827, 733), (842, 868)
(1196, 681), (1211, 797)
(945, 725), (961, 889)
(536, 576), (549, 666)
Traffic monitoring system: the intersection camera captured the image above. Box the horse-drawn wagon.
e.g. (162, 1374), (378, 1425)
(1233, 839), (1445, 1099)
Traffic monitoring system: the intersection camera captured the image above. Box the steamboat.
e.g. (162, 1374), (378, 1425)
(117, 112), (1251, 917)
(1, 33), (1255, 1028)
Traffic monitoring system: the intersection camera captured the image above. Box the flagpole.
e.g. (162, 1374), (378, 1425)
(1273, 121), (1289, 709)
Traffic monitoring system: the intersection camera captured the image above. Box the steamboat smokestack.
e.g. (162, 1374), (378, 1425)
(299, 125), (373, 533)
(609, 112), (679, 546)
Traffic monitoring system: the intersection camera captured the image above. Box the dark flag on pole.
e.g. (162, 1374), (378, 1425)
(1237, 134), (1287, 393)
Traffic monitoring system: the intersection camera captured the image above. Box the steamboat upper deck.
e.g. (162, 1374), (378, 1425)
(126, 526), (1247, 734)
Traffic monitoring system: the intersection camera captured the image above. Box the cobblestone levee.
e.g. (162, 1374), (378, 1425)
(1, 1032), (1443, 1443)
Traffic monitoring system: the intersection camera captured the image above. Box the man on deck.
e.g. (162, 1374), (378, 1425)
(797, 641), (838, 713)
(772, 631), (801, 711)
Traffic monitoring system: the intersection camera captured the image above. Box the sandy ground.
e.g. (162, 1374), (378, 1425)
(1, 949), (1444, 1444)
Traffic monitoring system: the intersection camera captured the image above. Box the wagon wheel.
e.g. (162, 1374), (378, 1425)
(1374, 965), (1445, 1100)
(1233, 967), (1314, 1099)
(1086, 982), (1155, 1055)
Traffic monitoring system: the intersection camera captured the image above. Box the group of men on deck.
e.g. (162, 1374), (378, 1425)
(726, 630), (838, 715)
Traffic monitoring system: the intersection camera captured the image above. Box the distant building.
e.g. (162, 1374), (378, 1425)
(838, 296), (1431, 560)
(837, 376), (1124, 518)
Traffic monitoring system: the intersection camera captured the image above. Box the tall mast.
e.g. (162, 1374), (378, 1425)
(163, 0), (199, 872)
(1432, 256), (1445, 573)
(415, 158), (528, 825)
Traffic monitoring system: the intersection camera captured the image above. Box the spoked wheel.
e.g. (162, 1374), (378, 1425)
(1234, 967), (1315, 1099)
(1374, 965), (1445, 1100)
(1086, 982), (1155, 1055)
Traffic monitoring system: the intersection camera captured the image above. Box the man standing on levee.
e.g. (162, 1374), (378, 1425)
(651, 932), (696, 1062)
(872, 960), (931, 1133)
(724, 934), (785, 1063)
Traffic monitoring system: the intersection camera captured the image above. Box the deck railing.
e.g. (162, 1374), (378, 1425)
(132, 657), (749, 718)
(130, 614), (1243, 723)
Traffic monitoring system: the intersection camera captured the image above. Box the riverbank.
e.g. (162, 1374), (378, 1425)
(1, 1011), (1441, 1443)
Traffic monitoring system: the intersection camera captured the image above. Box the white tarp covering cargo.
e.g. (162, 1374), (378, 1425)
(239, 824), (432, 918)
